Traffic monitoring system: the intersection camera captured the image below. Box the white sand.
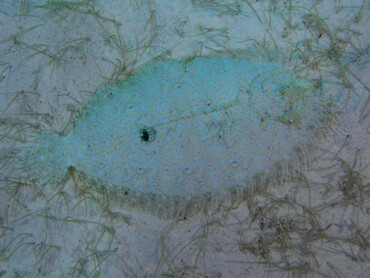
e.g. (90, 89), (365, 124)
(0, 0), (368, 277)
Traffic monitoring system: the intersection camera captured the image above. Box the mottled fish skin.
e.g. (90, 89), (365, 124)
(17, 57), (326, 200)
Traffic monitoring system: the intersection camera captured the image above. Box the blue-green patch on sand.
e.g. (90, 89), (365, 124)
(17, 57), (334, 218)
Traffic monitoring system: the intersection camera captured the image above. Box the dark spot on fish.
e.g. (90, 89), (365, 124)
(140, 128), (156, 142)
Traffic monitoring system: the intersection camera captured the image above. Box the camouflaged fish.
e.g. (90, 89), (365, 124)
(17, 57), (333, 218)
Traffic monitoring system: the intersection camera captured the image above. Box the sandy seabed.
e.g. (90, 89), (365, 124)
(0, 0), (369, 277)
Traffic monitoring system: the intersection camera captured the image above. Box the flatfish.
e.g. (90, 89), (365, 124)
(17, 57), (333, 218)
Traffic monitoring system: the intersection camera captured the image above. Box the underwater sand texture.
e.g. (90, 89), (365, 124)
(17, 57), (333, 218)
(1, 0), (369, 277)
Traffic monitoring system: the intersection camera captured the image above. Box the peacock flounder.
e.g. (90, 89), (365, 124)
(17, 57), (333, 218)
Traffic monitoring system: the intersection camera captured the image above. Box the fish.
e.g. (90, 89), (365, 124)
(16, 57), (333, 218)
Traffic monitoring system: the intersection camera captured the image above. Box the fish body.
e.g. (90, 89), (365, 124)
(17, 57), (328, 216)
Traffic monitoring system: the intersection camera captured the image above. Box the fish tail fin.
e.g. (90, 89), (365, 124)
(16, 132), (70, 187)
